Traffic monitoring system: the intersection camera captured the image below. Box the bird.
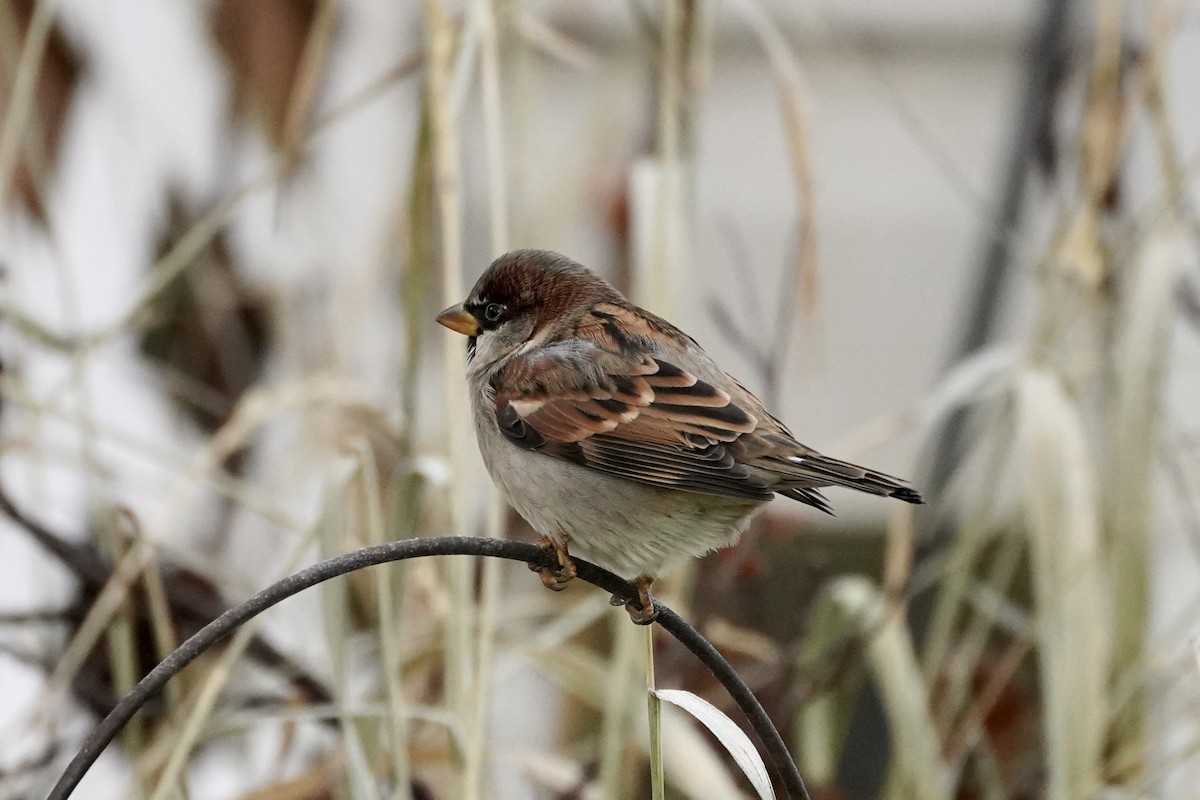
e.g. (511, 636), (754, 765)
(437, 250), (922, 623)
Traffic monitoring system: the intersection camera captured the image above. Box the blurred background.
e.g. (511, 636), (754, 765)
(2, 0), (1199, 798)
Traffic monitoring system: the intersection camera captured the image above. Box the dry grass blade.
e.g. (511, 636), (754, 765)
(421, 6), (479, 796)
(792, 590), (859, 786)
(358, 439), (413, 800)
(517, 11), (601, 72)
(1015, 368), (1112, 800)
(0, 0), (60, 206)
(653, 689), (776, 800)
(597, 617), (641, 799)
(727, 0), (818, 310)
(804, 577), (948, 800)
(525, 632), (760, 799)
(1107, 228), (1179, 659)
(142, 514), (325, 800)
(647, 629), (665, 800)
(464, 2), (511, 796)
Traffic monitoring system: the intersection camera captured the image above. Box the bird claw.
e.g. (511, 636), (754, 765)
(611, 576), (658, 625)
(529, 537), (576, 592)
(537, 565), (574, 591)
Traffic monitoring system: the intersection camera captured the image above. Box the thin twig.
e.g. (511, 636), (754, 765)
(46, 537), (812, 800)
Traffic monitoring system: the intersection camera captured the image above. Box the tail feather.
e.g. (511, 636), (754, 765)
(776, 453), (924, 505)
(778, 487), (835, 515)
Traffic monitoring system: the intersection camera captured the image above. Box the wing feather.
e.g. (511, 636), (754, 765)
(491, 340), (769, 501)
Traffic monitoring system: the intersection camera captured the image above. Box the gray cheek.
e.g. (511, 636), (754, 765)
(469, 320), (534, 371)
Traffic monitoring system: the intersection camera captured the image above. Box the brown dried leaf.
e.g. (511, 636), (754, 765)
(0, 0), (81, 216)
(139, 196), (269, 435)
(210, 0), (329, 148)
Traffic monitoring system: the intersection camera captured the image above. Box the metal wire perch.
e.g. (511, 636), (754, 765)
(46, 536), (812, 800)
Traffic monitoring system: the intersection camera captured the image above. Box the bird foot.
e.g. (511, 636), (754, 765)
(529, 536), (576, 592)
(610, 576), (658, 625)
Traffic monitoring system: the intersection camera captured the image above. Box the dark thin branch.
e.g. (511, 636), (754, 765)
(47, 537), (811, 800)
(0, 485), (109, 586)
(0, 484), (333, 713)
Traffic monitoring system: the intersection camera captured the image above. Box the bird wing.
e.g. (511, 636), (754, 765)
(490, 339), (774, 501)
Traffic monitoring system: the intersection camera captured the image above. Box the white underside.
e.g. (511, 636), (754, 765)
(473, 397), (766, 579)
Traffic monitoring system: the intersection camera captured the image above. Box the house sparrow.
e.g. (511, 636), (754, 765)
(438, 250), (922, 623)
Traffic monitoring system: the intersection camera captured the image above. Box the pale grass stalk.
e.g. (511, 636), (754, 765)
(154, 374), (384, 539)
(882, 504), (915, 599)
(424, 2), (477, 793)
(653, 691), (773, 800)
(1079, 0), (1126, 209)
(932, 508), (1027, 736)
(810, 577), (947, 800)
(112, 511), (184, 767)
(1015, 369), (1111, 800)
(598, 618), (641, 800)
(26, 539), (155, 735)
(521, 639), (612, 706)
(520, 631), (756, 799)
(143, 507), (326, 800)
(921, 406), (1012, 684)
(4, 3), (126, 747)
(0, 374), (301, 528)
(516, 12), (601, 72)
(921, 419), (1027, 738)
(521, 594), (612, 651)
(462, 1), (512, 796)
(1142, 0), (1194, 213)
(943, 633), (1033, 769)
(401, 101), (436, 431)
(0, 0), (60, 205)
(729, 0), (819, 308)
(130, 546), (183, 791)
(853, 582), (948, 800)
(139, 534), (183, 704)
(646, 627), (665, 800)
(793, 599), (858, 783)
(324, 460), (384, 796)
(99, 526), (145, 755)
(121, 392), (382, 779)
(1104, 226), (1180, 772)
(357, 440), (413, 800)
(478, 0), (510, 255)
(465, 496), (504, 800)
(210, 702), (466, 734)
(448, 4), (481, 120)
(633, 0), (688, 316)
(278, 0), (338, 162)
(320, 458), (383, 800)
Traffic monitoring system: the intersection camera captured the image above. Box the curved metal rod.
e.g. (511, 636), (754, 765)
(46, 537), (811, 800)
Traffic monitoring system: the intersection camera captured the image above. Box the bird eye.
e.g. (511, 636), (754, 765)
(483, 303), (506, 323)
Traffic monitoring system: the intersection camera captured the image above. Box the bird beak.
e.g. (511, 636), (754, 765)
(436, 303), (480, 336)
